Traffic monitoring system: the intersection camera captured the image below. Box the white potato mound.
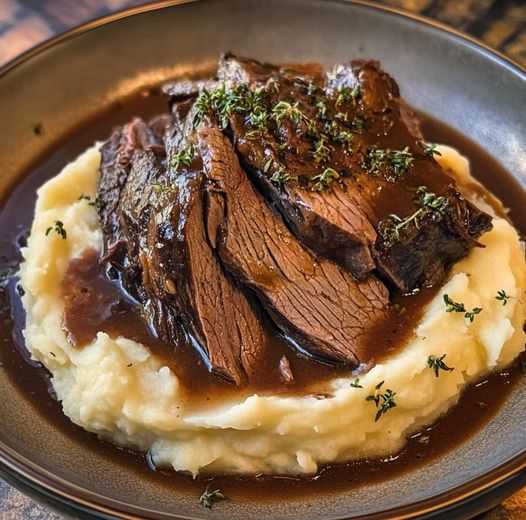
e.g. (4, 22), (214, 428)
(19, 144), (526, 476)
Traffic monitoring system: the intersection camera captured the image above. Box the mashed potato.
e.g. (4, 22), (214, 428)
(19, 144), (526, 476)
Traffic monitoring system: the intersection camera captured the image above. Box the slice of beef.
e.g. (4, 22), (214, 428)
(199, 126), (389, 366)
(98, 113), (267, 384)
(206, 54), (492, 291)
(98, 118), (161, 261)
(98, 117), (169, 297)
(374, 188), (494, 290)
(141, 166), (266, 384)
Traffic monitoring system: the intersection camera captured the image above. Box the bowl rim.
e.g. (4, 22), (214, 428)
(0, 1), (525, 518)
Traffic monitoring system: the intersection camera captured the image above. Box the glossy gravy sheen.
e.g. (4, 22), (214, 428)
(0, 88), (524, 500)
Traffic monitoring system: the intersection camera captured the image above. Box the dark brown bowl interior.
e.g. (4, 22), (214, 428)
(0, 1), (525, 518)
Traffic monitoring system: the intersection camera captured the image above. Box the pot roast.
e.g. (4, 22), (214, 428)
(96, 55), (492, 384)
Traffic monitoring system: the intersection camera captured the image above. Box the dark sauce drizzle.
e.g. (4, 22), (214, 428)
(0, 88), (524, 500)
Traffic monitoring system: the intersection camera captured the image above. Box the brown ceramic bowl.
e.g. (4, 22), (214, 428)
(0, 1), (525, 518)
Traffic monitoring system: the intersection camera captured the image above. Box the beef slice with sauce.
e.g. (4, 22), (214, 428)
(98, 114), (267, 384)
(140, 166), (267, 385)
(209, 54), (492, 291)
(198, 126), (389, 366)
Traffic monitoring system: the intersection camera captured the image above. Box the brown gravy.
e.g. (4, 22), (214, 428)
(59, 246), (438, 407)
(0, 87), (524, 500)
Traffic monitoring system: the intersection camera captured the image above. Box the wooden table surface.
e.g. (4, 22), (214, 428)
(0, 0), (525, 518)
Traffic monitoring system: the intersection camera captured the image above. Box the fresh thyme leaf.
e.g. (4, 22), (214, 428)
(366, 385), (396, 422)
(263, 157), (274, 173)
(311, 167), (340, 192)
(272, 100), (310, 127)
(306, 81), (319, 97)
(379, 187), (449, 247)
(351, 84), (361, 101)
(270, 166), (293, 185)
(78, 194), (91, 202)
(375, 380), (385, 390)
(363, 146), (414, 180)
(465, 307), (482, 322)
(443, 294), (466, 313)
(315, 100), (328, 119)
(312, 137), (332, 164)
(199, 484), (226, 509)
(350, 378), (363, 388)
(427, 354), (454, 377)
(416, 186), (449, 214)
(333, 129), (354, 147)
(45, 220), (67, 239)
(424, 143), (442, 157)
(171, 144), (195, 171)
(193, 83), (267, 129)
(366, 394), (379, 405)
(335, 85), (361, 108)
(443, 294), (482, 322)
(496, 289), (511, 306)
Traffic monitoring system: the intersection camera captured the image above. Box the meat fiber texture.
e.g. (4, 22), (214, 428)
(19, 143), (526, 476)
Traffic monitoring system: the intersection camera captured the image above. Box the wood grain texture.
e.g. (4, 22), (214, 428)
(0, 1), (524, 518)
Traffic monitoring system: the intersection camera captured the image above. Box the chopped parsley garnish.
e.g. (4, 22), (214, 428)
(443, 294), (482, 322)
(199, 484), (226, 509)
(45, 220), (67, 239)
(424, 143), (442, 157)
(496, 289), (511, 306)
(379, 187), (449, 247)
(366, 383), (397, 422)
(171, 144), (195, 171)
(312, 167), (340, 192)
(350, 378), (363, 388)
(427, 354), (454, 377)
(363, 146), (414, 180)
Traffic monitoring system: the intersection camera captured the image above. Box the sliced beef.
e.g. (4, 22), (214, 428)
(98, 117), (169, 297)
(199, 126), (389, 366)
(98, 118), (161, 261)
(205, 54), (492, 291)
(96, 55), (495, 387)
(97, 116), (267, 384)
(374, 187), (493, 290)
(141, 168), (266, 384)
